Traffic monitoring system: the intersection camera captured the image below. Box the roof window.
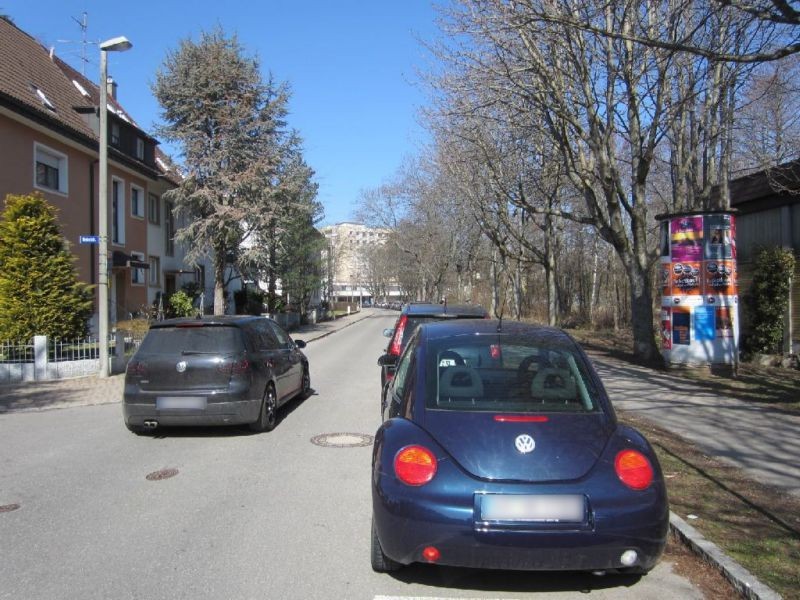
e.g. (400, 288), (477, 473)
(72, 80), (90, 98)
(31, 85), (55, 111)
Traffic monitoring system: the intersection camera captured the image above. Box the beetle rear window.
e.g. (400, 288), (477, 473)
(428, 334), (600, 413)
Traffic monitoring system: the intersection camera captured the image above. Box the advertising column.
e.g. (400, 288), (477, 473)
(658, 211), (739, 366)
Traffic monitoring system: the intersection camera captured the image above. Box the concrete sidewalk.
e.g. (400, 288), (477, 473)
(0, 310), (374, 415)
(590, 352), (800, 497)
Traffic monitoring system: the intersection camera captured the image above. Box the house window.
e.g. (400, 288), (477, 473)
(131, 251), (145, 285)
(112, 178), (125, 245)
(135, 138), (145, 160)
(111, 122), (120, 146)
(130, 185), (144, 218)
(164, 200), (175, 257)
(148, 256), (160, 287)
(148, 193), (160, 225)
(34, 143), (68, 194)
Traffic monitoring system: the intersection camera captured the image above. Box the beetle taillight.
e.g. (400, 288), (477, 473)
(389, 315), (407, 356)
(394, 445), (437, 486)
(615, 449), (654, 490)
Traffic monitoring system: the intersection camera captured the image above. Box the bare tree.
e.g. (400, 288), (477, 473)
(427, 0), (754, 360)
(507, 0), (799, 63)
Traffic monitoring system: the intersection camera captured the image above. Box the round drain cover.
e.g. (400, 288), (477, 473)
(146, 468), (179, 481)
(0, 503), (20, 513)
(310, 433), (374, 448)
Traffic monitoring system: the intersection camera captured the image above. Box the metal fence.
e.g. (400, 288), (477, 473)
(0, 331), (146, 383)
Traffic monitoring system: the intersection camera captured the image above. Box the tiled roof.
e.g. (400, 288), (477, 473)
(0, 16), (180, 182)
(0, 16), (96, 142)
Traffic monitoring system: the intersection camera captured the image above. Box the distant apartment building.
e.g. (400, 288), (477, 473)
(320, 222), (401, 304)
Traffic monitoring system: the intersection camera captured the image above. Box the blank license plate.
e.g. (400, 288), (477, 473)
(481, 494), (585, 522)
(156, 396), (207, 410)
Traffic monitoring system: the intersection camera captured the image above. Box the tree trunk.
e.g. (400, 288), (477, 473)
(213, 250), (226, 316)
(627, 260), (659, 362)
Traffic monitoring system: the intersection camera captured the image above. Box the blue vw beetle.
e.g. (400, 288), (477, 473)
(371, 320), (668, 575)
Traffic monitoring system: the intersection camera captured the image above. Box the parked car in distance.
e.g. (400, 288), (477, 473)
(123, 315), (310, 434)
(378, 302), (488, 414)
(372, 319), (668, 576)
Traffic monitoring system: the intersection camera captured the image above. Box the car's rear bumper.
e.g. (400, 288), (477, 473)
(123, 391), (260, 427)
(374, 506), (667, 572)
(372, 477), (668, 572)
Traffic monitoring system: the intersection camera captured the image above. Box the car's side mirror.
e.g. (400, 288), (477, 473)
(377, 354), (397, 367)
(382, 328), (394, 338)
(294, 339), (307, 349)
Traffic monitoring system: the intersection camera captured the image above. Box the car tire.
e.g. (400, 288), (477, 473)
(250, 385), (277, 432)
(371, 518), (401, 572)
(301, 366), (311, 398)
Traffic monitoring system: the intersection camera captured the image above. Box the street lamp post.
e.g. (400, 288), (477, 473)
(98, 36), (132, 377)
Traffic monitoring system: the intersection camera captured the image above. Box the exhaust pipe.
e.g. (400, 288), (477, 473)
(143, 420), (158, 429)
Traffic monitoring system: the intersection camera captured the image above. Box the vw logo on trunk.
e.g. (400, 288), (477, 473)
(176, 361), (187, 373)
(515, 434), (536, 454)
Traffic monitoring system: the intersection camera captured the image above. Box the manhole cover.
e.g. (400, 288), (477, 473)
(0, 503), (20, 513)
(146, 468), (179, 481)
(310, 433), (374, 448)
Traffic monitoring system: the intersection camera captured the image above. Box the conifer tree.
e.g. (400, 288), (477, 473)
(0, 193), (93, 341)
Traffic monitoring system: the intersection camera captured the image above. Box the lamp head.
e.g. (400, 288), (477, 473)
(99, 36), (132, 52)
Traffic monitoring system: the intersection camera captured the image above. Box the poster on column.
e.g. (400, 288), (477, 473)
(704, 260), (737, 298)
(661, 262), (672, 296)
(661, 308), (672, 350)
(695, 306), (716, 341)
(672, 261), (702, 296)
(671, 216), (704, 261)
(716, 307), (734, 338)
(672, 308), (691, 345)
(704, 214), (735, 259)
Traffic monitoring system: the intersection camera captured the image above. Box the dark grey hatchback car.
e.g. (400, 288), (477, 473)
(123, 315), (310, 434)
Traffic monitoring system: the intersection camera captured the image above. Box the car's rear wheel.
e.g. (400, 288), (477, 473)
(250, 385), (277, 432)
(301, 366), (311, 398)
(371, 518), (401, 572)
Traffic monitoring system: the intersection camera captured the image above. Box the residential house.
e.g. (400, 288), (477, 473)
(0, 16), (194, 328)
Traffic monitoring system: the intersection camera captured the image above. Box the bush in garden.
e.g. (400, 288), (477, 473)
(744, 246), (796, 355)
(0, 193), (92, 341)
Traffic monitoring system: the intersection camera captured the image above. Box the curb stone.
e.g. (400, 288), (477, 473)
(669, 512), (782, 600)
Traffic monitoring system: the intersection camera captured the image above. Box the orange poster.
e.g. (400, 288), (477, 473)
(671, 261), (702, 296)
(704, 260), (737, 297)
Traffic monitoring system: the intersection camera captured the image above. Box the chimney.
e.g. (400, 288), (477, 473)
(49, 47), (55, 60)
(106, 76), (118, 100)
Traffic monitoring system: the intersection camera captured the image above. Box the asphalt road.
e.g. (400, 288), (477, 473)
(0, 309), (705, 600)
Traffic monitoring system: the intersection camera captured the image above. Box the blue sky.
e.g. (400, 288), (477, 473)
(5, 0), (442, 225)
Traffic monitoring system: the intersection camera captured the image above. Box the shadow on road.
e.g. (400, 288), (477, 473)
(388, 563), (641, 593)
